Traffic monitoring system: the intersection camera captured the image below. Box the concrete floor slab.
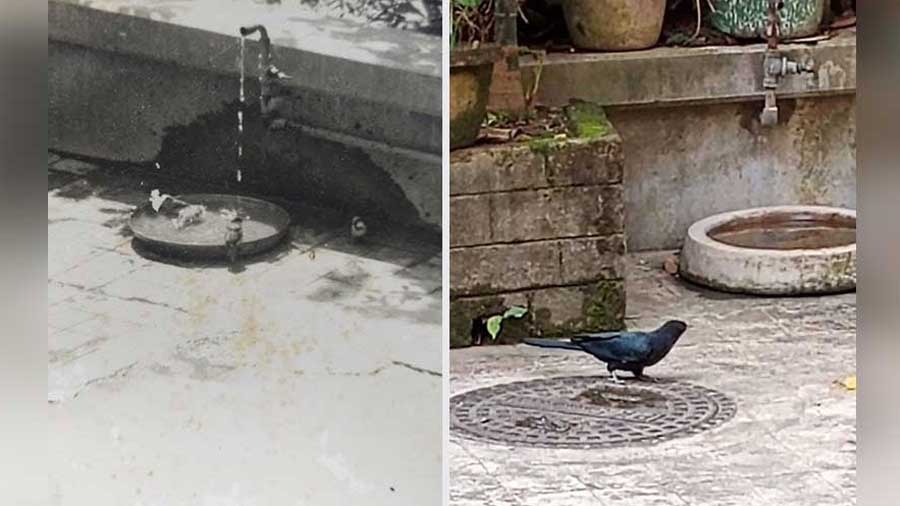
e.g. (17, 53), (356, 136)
(450, 252), (855, 505)
(48, 158), (442, 505)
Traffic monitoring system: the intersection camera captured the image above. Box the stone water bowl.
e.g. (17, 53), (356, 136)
(680, 205), (856, 295)
(130, 194), (291, 261)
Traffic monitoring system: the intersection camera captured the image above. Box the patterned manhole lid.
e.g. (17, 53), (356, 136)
(450, 376), (737, 449)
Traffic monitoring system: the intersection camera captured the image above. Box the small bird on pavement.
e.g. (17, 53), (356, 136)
(224, 216), (244, 264)
(523, 320), (688, 383)
(350, 216), (367, 242)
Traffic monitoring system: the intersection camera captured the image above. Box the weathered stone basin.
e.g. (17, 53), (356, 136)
(680, 205), (856, 295)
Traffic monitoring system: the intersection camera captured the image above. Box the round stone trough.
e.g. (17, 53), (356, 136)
(680, 205), (856, 295)
(130, 194), (291, 261)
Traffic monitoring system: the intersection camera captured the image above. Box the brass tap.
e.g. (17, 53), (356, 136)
(758, 0), (814, 127)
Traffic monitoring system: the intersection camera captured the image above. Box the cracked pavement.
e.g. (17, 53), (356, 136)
(450, 252), (856, 506)
(48, 154), (442, 505)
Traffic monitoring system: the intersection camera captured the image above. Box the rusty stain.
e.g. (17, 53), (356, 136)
(737, 99), (795, 135)
(792, 100), (833, 203)
(237, 296), (262, 350)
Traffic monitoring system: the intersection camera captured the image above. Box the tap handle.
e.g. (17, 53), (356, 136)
(765, 0), (784, 49)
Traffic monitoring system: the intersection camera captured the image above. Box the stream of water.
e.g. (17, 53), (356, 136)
(238, 35), (245, 183)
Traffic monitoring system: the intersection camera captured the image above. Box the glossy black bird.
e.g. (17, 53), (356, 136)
(523, 320), (688, 383)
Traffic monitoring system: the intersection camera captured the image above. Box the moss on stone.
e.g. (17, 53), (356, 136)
(493, 316), (532, 345)
(565, 101), (613, 140)
(527, 135), (561, 155)
(450, 63), (494, 150)
(449, 298), (490, 348)
(582, 280), (626, 331)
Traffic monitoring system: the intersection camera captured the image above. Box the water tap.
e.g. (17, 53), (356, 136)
(759, 0), (815, 127)
(240, 24), (292, 127)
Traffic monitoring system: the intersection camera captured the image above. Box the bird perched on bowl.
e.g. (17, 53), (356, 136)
(350, 216), (367, 242)
(224, 216), (243, 264)
(523, 320), (688, 383)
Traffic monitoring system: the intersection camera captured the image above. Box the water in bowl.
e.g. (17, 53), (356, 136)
(709, 212), (856, 250)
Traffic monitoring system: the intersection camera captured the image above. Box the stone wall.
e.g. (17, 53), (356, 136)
(611, 96), (856, 250)
(449, 111), (626, 347)
(519, 34), (856, 250)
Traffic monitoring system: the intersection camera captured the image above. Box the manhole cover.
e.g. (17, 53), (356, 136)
(450, 376), (736, 449)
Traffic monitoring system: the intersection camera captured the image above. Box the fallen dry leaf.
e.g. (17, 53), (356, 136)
(836, 375), (856, 391)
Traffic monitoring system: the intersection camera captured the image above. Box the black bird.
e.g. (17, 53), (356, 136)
(523, 320), (688, 383)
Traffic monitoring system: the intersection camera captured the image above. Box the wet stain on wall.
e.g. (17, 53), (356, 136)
(155, 98), (424, 228)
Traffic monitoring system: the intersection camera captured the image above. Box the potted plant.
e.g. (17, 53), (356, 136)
(710, 0), (826, 40)
(561, 0), (667, 51)
(450, 0), (501, 149)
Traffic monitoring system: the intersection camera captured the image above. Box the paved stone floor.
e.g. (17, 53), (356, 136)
(450, 253), (856, 506)
(48, 154), (442, 506)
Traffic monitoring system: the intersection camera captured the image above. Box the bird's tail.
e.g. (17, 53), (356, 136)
(522, 338), (581, 350)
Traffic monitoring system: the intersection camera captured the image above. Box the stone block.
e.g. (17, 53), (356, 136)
(489, 185), (624, 245)
(449, 135), (623, 196)
(450, 145), (546, 196)
(545, 138), (623, 186)
(450, 235), (625, 297)
(449, 195), (493, 247)
(451, 185), (623, 248)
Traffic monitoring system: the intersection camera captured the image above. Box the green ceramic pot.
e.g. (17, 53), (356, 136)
(710, 0), (825, 40)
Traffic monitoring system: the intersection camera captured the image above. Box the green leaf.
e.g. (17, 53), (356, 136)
(455, 0), (481, 7)
(486, 315), (503, 340)
(503, 306), (528, 319)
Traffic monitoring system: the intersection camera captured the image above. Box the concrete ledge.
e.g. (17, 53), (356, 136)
(522, 32), (856, 108)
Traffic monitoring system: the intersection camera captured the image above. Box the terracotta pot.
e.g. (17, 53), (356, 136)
(562, 0), (666, 51)
(450, 45), (500, 150)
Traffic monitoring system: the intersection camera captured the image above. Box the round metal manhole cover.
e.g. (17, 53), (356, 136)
(450, 376), (737, 449)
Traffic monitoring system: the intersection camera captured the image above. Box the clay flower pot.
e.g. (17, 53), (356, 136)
(562, 0), (667, 51)
(450, 44), (501, 150)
